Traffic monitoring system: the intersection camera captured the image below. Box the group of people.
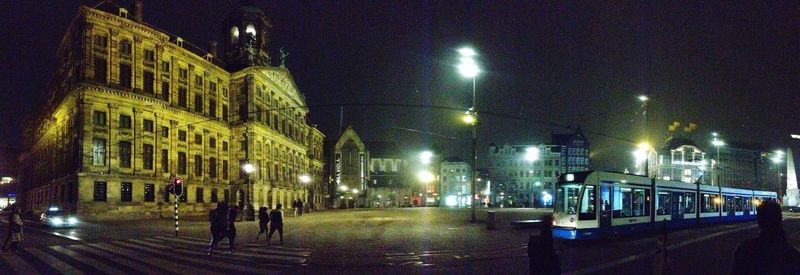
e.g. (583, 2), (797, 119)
(1, 204), (23, 253)
(207, 202), (239, 254)
(292, 199), (308, 217)
(256, 203), (284, 246)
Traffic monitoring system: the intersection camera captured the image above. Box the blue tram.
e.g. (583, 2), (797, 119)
(552, 171), (778, 240)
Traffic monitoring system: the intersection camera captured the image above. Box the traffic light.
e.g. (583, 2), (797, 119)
(171, 177), (184, 196)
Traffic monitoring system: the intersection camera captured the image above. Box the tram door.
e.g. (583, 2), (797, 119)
(600, 185), (612, 228)
(671, 192), (684, 221)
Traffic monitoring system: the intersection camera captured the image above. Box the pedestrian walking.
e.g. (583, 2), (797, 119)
(732, 200), (800, 274)
(207, 202), (228, 255)
(256, 207), (270, 240)
(226, 205), (238, 253)
(653, 220), (671, 275)
(1, 204), (16, 251)
(528, 214), (560, 275)
(2, 205), (23, 253)
(268, 203), (284, 246)
(297, 199), (304, 216)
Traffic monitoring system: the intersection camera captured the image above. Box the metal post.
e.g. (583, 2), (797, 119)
(470, 77), (478, 222)
(174, 193), (179, 237)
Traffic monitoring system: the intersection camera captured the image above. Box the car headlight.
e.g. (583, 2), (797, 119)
(52, 217), (64, 225)
(68, 217), (78, 224)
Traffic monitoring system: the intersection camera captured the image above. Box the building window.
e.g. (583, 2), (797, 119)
(224, 189), (230, 202)
(196, 188), (204, 202)
(209, 99), (217, 118)
(195, 155), (203, 176)
(119, 40), (132, 56)
(120, 63), (132, 88)
(211, 188), (218, 203)
(222, 141), (228, 151)
(210, 82), (217, 94)
(161, 149), (169, 172)
(119, 115), (132, 129)
(179, 68), (188, 79)
(178, 152), (187, 174)
(93, 111), (106, 125)
(143, 119), (154, 132)
(93, 181), (107, 202)
(222, 160), (228, 179)
(194, 134), (203, 145)
(179, 130), (187, 141)
(161, 81), (170, 101)
(144, 71), (154, 94)
(94, 57), (107, 83)
(162, 61), (170, 72)
(144, 183), (155, 202)
(194, 94), (203, 113)
(143, 144), (154, 170)
(144, 49), (155, 62)
(94, 35), (107, 48)
(178, 87), (187, 107)
(209, 157), (217, 178)
(121, 182), (133, 202)
(222, 105), (228, 122)
(195, 75), (203, 87)
(161, 126), (169, 137)
(92, 138), (106, 166)
(119, 141), (132, 168)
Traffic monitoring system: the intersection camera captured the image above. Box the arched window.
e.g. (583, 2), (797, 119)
(230, 26), (239, 44)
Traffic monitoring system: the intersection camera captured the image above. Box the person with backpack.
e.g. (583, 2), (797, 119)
(268, 203), (284, 246)
(207, 202), (228, 255)
(255, 207), (270, 241)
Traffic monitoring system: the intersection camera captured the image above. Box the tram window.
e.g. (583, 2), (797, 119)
(743, 197), (752, 212)
(613, 187), (649, 218)
(684, 192), (696, 214)
(579, 186), (596, 220)
(702, 193), (720, 213)
(734, 196), (743, 212)
(657, 191), (671, 215)
(723, 196), (735, 213)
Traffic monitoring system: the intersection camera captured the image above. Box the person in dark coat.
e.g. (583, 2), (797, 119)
(528, 214), (561, 275)
(256, 207), (270, 240)
(2, 204), (22, 253)
(226, 205), (238, 253)
(732, 200), (800, 274)
(268, 203), (284, 246)
(207, 202), (228, 255)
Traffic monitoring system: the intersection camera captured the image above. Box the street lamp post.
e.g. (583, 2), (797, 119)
(526, 146), (540, 207)
(418, 170), (435, 207)
(242, 163), (255, 221)
(458, 47), (480, 222)
(711, 133), (725, 186)
(300, 174), (311, 211)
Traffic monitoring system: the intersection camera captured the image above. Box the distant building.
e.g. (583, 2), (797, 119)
(654, 137), (708, 184)
(488, 143), (561, 207)
(551, 127), (591, 173)
(333, 126), (368, 208)
(367, 141), (410, 207)
(440, 157), (471, 208)
(17, 2), (324, 220)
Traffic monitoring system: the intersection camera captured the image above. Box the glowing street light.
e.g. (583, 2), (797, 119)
(525, 147), (540, 162)
(418, 170), (435, 183)
(339, 185), (349, 192)
(634, 142), (652, 177)
(420, 151), (434, 165)
(243, 163), (255, 174)
(638, 95), (649, 102)
(457, 46), (481, 222)
(299, 174), (311, 184)
(711, 133), (725, 186)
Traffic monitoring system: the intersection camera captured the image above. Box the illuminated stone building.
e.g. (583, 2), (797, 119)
(332, 126), (369, 208)
(18, 1), (324, 220)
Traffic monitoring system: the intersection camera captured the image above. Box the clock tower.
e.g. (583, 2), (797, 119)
(223, 0), (272, 71)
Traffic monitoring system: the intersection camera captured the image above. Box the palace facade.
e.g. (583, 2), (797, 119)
(18, 1), (324, 220)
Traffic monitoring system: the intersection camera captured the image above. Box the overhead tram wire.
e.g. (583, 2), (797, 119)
(83, 102), (637, 158)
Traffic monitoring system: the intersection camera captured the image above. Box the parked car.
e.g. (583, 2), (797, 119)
(787, 206), (800, 213)
(40, 207), (79, 228)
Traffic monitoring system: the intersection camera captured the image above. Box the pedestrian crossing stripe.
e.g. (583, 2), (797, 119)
(150, 235), (312, 258)
(0, 236), (312, 275)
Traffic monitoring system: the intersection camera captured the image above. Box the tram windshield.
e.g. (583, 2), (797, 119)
(556, 183), (581, 214)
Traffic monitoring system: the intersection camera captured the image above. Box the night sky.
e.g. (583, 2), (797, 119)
(1, 1), (798, 170)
